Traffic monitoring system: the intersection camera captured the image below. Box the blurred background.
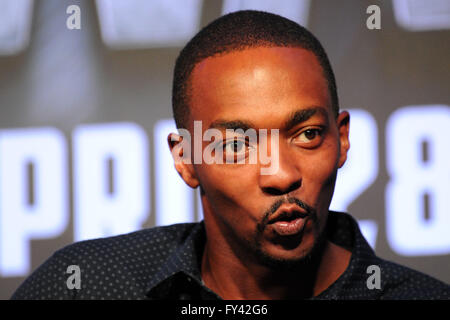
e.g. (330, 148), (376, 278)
(0, 0), (449, 299)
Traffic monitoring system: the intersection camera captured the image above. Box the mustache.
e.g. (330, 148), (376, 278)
(257, 197), (317, 233)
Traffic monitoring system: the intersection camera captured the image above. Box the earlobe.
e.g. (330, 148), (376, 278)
(167, 133), (200, 188)
(336, 111), (350, 168)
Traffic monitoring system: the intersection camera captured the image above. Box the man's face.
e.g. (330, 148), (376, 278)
(176, 47), (349, 267)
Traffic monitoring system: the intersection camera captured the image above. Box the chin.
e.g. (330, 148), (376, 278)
(255, 228), (328, 271)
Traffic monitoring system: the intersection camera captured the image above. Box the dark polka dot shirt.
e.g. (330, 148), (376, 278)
(11, 212), (450, 300)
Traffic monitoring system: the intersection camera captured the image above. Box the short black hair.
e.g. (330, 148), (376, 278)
(172, 10), (339, 129)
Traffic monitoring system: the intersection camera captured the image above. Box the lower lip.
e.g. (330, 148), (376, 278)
(271, 217), (308, 236)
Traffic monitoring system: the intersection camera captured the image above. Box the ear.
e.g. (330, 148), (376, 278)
(168, 133), (200, 188)
(336, 111), (350, 168)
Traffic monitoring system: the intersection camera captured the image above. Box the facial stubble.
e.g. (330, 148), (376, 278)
(252, 197), (328, 272)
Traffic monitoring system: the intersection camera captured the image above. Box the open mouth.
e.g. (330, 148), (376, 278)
(268, 206), (309, 236)
(270, 215), (308, 236)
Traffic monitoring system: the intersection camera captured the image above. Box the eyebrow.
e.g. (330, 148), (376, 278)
(208, 106), (329, 132)
(208, 119), (255, 132)
(283, 106), (328, 131)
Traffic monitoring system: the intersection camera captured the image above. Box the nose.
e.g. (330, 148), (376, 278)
(258, 144), (302, 196)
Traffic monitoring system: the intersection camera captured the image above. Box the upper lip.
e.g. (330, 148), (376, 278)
(267, 203), (309, 224)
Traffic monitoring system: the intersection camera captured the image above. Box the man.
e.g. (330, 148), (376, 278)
(12, 10), (449, 300)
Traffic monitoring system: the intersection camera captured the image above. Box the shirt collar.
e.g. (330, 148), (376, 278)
(312, 211), (382, 299)
(145, 222), (209, 299)
(145, 212), (382, 299)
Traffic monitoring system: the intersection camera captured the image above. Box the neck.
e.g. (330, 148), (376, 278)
(201, 238), (351, 299)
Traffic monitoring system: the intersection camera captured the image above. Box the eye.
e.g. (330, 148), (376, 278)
(224, 139), (246, 155)
(294, 128), (324, 146)
(301, 129), (319, 141)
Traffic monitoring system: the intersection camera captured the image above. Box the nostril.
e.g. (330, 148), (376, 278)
(288, 180), (301, 193)
(263, 187), (285, 196)
(262, 180), (301, 196)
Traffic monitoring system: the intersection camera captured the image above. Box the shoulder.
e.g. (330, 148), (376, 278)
(54, 222), (198, 262)
(377, 259), (450, 300)
(11, 223), (199, 300)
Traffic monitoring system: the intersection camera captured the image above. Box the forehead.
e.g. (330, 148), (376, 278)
(188, 47), (332, 130)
